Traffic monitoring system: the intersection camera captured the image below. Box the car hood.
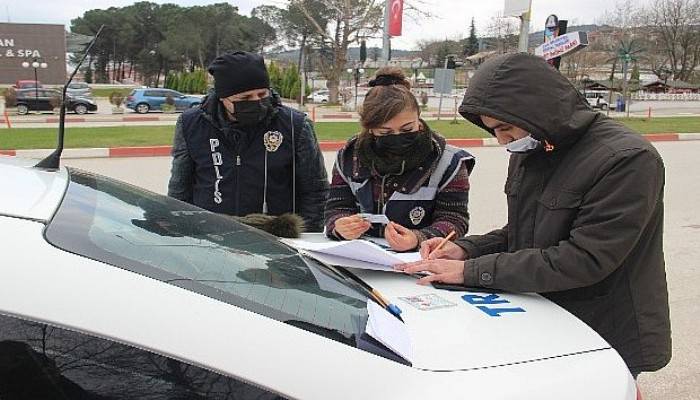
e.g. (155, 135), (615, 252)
(352, 268), (611, 371)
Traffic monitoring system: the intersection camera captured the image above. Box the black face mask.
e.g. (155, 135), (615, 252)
(232, 96), (273, 127)
(372, 131), (423, 156)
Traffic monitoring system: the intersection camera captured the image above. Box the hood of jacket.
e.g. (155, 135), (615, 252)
(459, 53), (600, 150)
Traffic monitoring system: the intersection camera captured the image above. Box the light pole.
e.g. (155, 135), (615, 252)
(346, 65), (364, 111)
(21, 59), (48, 105)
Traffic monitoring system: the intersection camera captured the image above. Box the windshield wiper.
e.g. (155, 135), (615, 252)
(299, 253), (404, 322)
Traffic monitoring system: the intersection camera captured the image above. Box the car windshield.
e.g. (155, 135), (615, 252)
(46, 169), (371, 349)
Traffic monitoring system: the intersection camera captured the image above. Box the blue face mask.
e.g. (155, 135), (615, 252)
(506, 135), (541, 153)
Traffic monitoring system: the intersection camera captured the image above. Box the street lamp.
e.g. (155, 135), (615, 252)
(346, 66), (365, 111)
(21, 58), (48, 108)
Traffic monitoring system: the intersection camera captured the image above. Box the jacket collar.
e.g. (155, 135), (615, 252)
(340, 122), (447, 195)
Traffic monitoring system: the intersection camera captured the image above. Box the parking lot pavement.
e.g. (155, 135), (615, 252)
(60, 142), (699, 399)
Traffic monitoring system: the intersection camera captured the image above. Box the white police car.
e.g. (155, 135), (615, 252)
(0, 156), (638, 399)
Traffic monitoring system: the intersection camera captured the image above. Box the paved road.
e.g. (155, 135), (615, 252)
(63, 141), (699, 399)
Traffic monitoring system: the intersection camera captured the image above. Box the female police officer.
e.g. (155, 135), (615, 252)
(324, 67), (475, 251)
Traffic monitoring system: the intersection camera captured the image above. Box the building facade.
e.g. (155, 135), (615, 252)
(0, 23), (66, 85)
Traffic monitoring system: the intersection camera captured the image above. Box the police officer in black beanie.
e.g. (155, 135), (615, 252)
(167, 51), (329, 233)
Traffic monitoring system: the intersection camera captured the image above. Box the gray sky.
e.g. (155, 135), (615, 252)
(0, 0), (625, 50)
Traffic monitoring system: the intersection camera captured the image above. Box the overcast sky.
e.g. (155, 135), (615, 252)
(0, 0), (634, 50)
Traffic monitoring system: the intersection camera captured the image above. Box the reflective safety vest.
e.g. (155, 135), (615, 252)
(338, 145), (474, 229)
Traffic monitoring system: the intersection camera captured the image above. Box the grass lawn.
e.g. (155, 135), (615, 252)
(1, 118), (698, 150)
(615, 117), (700, 134)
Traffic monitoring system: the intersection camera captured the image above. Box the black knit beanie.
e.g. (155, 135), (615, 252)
(207, 51), (270, 99)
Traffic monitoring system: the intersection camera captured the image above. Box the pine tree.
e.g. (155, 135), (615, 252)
(268, 62), (284, 94)
(464, 17), (479, 56)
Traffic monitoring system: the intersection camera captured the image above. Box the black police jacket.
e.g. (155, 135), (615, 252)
(168, 92), (328, 232)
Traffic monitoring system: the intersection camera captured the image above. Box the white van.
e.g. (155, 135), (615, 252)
(583, 91), (612, 110)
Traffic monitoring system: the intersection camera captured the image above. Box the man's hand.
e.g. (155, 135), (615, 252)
(384, 222), (419, 251)
(334, 215), (371, 240)
(419, 237), (467, 260)
(394, 259), (466, 286)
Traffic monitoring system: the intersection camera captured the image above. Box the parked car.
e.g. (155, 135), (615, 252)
(583, 91), (613, 111)
(13, 80), (42, 90)
(14, 89), (98, 115)
(66, 82), (92, 98)
(0, 155), (639, 400)
(125, 88), (202, 114)
(307, 89), (330, 103)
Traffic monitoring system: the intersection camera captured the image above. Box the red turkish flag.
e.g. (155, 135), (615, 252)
(388, 0), (403, 37)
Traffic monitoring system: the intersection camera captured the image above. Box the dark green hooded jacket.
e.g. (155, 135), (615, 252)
(457, 53), (671, 373)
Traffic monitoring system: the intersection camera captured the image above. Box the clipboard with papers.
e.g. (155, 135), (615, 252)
(281, 235), (421, 272)
(283, 234), (415, 365)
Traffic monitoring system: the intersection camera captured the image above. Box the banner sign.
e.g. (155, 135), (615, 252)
(535, 31), (589, 61)
(388, 0), (403, 37)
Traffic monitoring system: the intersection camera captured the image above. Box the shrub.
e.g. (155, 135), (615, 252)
(3, 88), (17, 107)
(420, 91), (429, 109)
(49, 93), (62, 110)
(109, 91), (125, 107)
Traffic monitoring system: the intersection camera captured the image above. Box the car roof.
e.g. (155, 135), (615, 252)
(17, 87), (57, 94)
(0, 157), (68, 221)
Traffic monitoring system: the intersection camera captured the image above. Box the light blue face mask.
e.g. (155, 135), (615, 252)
(505, 135), (541, 153)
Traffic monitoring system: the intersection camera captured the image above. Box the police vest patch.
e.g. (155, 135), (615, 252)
(409, 206), (426, 226)
(263, 130), (284, 152)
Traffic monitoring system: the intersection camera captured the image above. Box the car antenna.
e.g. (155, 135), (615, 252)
(35, 25), (104, 170)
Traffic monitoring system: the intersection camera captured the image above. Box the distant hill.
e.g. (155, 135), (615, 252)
(269, 24), (611, 64)
(269, 46), (420, 63)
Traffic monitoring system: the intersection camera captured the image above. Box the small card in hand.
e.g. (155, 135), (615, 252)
(359, 213), (390, 225)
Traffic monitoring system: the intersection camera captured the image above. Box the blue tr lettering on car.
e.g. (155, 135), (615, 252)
(462, 293), (526, 317)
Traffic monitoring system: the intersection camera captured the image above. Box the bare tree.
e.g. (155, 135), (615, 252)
(291, 0), (383, 103)
(416, 38), (462, 66)
(639, 0), (700, 81)
(485, 14), (519, 54)
(561, 48), (609, 85)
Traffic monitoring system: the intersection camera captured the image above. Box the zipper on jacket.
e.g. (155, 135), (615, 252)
(235, 153), (241, 215)
(378, 175), (388, 236)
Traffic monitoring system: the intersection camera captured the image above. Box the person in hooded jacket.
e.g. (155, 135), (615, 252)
(324, 67), (475, 251)
(167, 51), (329, 232)
(396, 53), (671, 377)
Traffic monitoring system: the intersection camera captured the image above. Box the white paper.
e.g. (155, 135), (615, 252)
(366, 300), (413, 362)
(283, 238), (421, 267)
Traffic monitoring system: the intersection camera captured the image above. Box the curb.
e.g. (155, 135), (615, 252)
(2, 134), (697, 159)
(0, 115), (178, 125)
